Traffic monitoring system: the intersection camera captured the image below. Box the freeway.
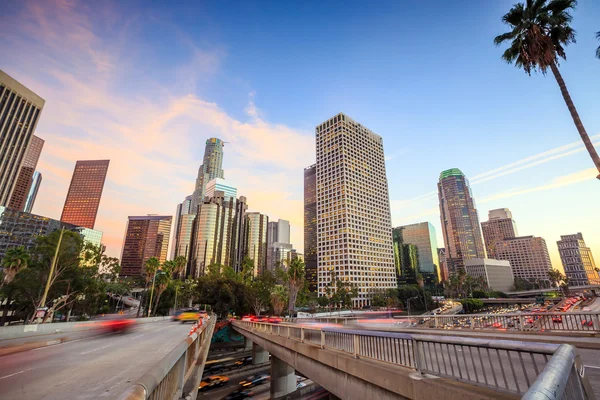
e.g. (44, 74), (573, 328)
(0, 320), (190, 400)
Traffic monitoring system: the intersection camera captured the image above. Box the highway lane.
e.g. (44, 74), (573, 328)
(0, 320), (191, 400)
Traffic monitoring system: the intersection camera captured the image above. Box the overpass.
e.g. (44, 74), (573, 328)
(232, 320), (596, 400)
(506, 284), (600, 297)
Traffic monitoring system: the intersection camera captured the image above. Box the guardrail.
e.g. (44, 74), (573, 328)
(118, 316), (216, 400)
(293, 311), (600, 333)
(234, 321), (596, 399)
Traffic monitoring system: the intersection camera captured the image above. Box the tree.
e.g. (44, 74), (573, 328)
(596, 31), (600, 59)
(248, 270), (276, 316)
(1, 246), (30, 287)
(240, 256), (255, 283)
(172, 255), (187, 279)
(494, 0), (600, 179)
(284, 257), (306, 316)
(152, 261), (174, 316)
(270, 286), (287, 316)
(141, 257), (160, 317)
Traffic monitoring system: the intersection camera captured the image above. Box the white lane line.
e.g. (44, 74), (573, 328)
(585, 365), (600, 370)
(80, 344), (112, 355)
(31, 338), (84, 351)
(0, 368), (34, 380)
(130, 334), (145, 340)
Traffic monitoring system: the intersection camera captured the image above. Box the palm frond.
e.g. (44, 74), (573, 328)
(596, 31), (600, 59)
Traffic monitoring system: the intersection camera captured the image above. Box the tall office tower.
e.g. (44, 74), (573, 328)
(438, 168), (486, 273)
(267, 219), (292, 270)
(316, 113), (396, 307)
(171, 195), (193, 259)
(8, 135), (44, 210)
(481, 208), (518, 259)
(120, 215), (172, 276)
(557, 233), (599, 286)
(190, 138), (225, 214)
(438, 248), (449, 283)
(245, 212), (269, 276)
(495, 236), (552, 282)
(304, 164), (317, 292)
(24, 171), (42, 213)
(60, 160), (109, 229)
(0, 70), (45, 207)
(392, 222), (440, 285)
(231, 196), (248, 273)
(205, 178), (237, 200)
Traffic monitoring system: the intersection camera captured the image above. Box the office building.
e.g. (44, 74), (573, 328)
(231, 196), (248, 273)
(24, 171), (42, 213)
(245, 212), (269, 276)
(0, 206), (102, 259)
(481, 208), (518, 259)
(60, 160), (109, 229)
(171, 195), (192, 259)
(438, 248), (449, 283)
(120, 215), (172, 276)
(0, 70), (45, 207)
(464, 258), (514, 293)
(190, 138), (225, 213)
(495, 236), (552, 282)
(8, 135), (44, 211)
(267, 219), (292, 270)
(393, 222), (440, 284)
(557, 233), (599, 286)
(438, 168), (486, 272)
(304, 164), (317, 292)
(205, 178), (237, 201)
(316, 113), (396, 307)
(392, 229), (420, 285)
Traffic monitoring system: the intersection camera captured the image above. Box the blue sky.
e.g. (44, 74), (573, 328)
(1, 0), (598, 268)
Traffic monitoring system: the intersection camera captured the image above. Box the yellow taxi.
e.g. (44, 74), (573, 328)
(199, 375), (229, 391)
(178, 309), (201, 323)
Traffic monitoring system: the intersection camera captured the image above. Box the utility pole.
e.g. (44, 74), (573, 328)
(147, 271), (157, 317)
(38, 228), (65, 322)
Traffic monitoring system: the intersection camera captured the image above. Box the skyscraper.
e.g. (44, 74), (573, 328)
(205, 178), (237, 200)
(60, 160), (109, 229)
(120, 215), (172, 276)
(438, 248), (449, 283)
(316, 113), (396, 307)
(481, 208), (518, 258)
(495, 236), (552, 282)
(24, 171), (42, 213)
(304, 164), (317, 292)
(438, 168), (486, 272)
(171, 195), (192, 259)
(8, 135), (44, 211)
(393, 222), (440, 284)
(266, 219), (293, 271)
(0, 70), (45, 207)
(557, 233), (599, 286)
(245, 212), (269, 276)
(191, 138), (225, 213)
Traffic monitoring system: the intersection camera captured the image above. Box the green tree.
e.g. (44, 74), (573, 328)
(596, 31), (600, 59)
(1, 246), (30, 287)
(284, 257), (306, 316)
(494, 0), (600, 178)
(152, 261), (174, 316)
(240, 256), (255, 283)
(172, 255), (187, 279)
(270, 285), (287, 316)
(248, 270), (276, 315)
(142, 257), (160, 317)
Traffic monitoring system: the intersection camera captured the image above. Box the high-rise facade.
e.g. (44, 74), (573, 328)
(495, 236), (552, 282)
(171, 195), (193, 259)
(8, 135), (44, 211)
(245, 212), (269, 276)
(557, 233), (599, 286)
(481, 208), (518, 259)
(393, 222), (440, 284)
(0, 70), (45, 207)
(24, 171), (42, 213)
(205, 178), (237, 200)
(120, 215), (172, 276)
(438, 248), (449, 283)
(438, 168), (486, 272)
(60, 160), (109, 229)
(316, 113), (396, 307)
(304, 164), (317, 292)
(464, 258), (514, 293)
(191, 138), (225, 213)
(267, 219), (292, 271)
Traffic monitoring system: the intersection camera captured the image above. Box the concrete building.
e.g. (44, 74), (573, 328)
(438, 168), (486, 272)
(231, 196), (248, 273)
(191, 138), (225, 213)
(495, 236), (552, 282)
(0, 206), (102, 260)
(304, 164), (317, 292)
(0, 70), (45, 207)
(481, 208), (518, 259)
(316, 113), (396, 307)
(267, 219), (292, 271)
(23, 171), (42, 213)
(205, 178), (237, 200)
(120, 215), (172, 276)
(557, 233), (599, 286)
(171, 195), (193, 260)
(60, 160), (110, 229)
(245, 212), (269, 276)
(392, 222), (440, 285)
(438, 248), (449, 283)
(464, 258), (514, 293)
(8, 135), (44, 211)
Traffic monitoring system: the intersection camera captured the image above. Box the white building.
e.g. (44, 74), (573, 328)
(316, 113), (396, 307)
(465, 258), (514, 293)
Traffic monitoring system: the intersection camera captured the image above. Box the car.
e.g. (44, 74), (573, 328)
(224, 389), (253, 399)
(297, 382), (307, 389)
(172, 309), (184, 321)
(239, 374), (270, 388)
(198, 375), (229, 391)
(552, 316), (563, 323)
(234, 357), (253, 367)
(267, 316), (282, 323)
(179, 309), (201, 323)
(101, 316), (135, 333)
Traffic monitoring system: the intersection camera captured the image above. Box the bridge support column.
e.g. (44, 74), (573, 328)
(252, 342), (269, 365)
(270, 355), (296, 399)
(244, 337), (253, 351)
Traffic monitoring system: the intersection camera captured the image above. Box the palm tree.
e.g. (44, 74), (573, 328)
(152, 262), (173, 316)
(138, 257), (160, 317)
(596, 31), (600, 59)
(495, 0), (600, 179)
(1, 246), (30, 287)
(284, 257), (306, 316)
(172, 256), (187, 279)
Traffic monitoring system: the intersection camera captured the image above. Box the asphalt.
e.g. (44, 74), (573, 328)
(0, 320), (191, 400)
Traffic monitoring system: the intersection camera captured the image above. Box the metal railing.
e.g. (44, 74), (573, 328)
(118, 316), (216, 400)
(234, 321), (596, 399)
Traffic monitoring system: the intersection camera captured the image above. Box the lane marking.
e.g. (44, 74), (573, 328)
(0, 368), (34, 380)
(584, 365), (600, 370)
(130, 334), (145, 340)
(80, 344), (112, 355)
(31, 338), (84, 351)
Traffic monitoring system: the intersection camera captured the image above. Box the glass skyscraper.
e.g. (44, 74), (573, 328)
(393, 222), (440, 285)
(120, 215), (172, 276)
(303, 164), (317, 292)
(191, 138), (225, 213)
(438, 168), (486, 272)
(245, 212), (269, 276)
(8, 135), (44, 211)
(171, 195), (193, 260)
(205, 178), (237, 201)
(24, 171), (42, 213)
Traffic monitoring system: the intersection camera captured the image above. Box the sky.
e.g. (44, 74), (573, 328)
(1, 0), (599, 270)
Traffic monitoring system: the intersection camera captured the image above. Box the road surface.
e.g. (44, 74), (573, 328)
(0, 320), (190, 400)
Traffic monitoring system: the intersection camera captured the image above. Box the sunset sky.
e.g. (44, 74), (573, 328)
(1, 0), (598, 270)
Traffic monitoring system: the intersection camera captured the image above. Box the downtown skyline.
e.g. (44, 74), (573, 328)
(1, 1), (598, 269)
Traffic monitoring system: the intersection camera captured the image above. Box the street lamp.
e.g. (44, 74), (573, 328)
(147, 270), (164, 317)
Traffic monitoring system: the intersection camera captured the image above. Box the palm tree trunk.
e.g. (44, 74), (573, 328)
(550, 62), (600, 179)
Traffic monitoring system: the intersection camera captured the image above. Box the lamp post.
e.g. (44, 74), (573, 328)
(147, 270), (158, 317)
(38, 227), (65, 323)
